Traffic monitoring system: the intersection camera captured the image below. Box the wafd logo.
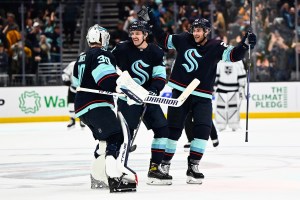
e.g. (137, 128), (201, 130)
(19, 91), (41, 114)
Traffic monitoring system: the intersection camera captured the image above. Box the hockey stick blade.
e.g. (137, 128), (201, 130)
(177, 79), (200, 105)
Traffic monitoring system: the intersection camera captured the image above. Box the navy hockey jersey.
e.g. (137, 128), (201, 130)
(151, 24), (248, 100)
(72, 48), (119, 117)
(112, 41), (166, 94)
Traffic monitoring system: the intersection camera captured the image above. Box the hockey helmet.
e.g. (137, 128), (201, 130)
(190, 18), (211, 33)
(86, 24), (110, 49)
(128, 20), (150, 34)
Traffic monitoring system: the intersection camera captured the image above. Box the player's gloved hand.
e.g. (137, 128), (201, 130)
(241, 32), (256, 49)
(138, 5), (156, 25)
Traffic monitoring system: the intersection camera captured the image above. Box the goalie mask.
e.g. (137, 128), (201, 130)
(86, 24), (110, 49)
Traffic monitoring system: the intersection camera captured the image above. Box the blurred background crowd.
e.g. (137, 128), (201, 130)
(0, 0), (299, 87)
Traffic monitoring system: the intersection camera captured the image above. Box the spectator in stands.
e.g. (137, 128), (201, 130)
(110, 20), (129, 47)
(10, 40), (32, 74)
(4, 13), (19, 32)
(39, 34), (51, 63)
(63, 2), (79, 47)
(50, 25), (61, 62)
(27, 21), (42, 49)
(256, 51), (272, 81)
(0, 23), (9, 51)
(123, 10), (138, 32)
(0, 41), (8, 86)
(177, 17), (190, 33)
(43, 14), (56, 38)
(0, 41), (8, 73)
(280, 3), (294, 29)
(268, 30), (291, 81)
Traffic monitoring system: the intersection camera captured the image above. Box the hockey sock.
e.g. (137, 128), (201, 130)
(163, 127), (182, 162)
(151, 126), (169, 164)
(150, 137), (167, 164)
(189, 138), (207, 161)
(163, 138), (177, 162)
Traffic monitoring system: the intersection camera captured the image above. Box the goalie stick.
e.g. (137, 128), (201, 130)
(77, 79), (200, 107)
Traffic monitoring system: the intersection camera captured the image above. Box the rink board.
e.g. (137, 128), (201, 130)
(0, 82), (300, 123)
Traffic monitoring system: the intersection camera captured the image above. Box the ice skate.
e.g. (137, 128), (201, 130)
(80, 120), (86, 128)
(67, 118), (75, 128)
(147, 162), (172, 185)
(108, 177), (137, 193)
(212, 139), (219, 147)
(161, 160), (172, 176)
(90, 174), (108, 189)
(186, 156), (204, 184)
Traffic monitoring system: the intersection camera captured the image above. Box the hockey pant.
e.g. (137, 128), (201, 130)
(215, 92), (241, 130)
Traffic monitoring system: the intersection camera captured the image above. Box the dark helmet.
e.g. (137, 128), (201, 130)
(128, 20), (150, 33)
(190, 18), (211, 33)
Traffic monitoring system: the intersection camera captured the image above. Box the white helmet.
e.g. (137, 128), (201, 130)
(86, 24), (110, 49)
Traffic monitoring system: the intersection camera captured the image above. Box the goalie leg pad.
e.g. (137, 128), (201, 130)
(215, 92), (227, 130)
(91, 141), (108, 189)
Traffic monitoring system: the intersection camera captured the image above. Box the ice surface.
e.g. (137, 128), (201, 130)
(0, 119), (300, 200)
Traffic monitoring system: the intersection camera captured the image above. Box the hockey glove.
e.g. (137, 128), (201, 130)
(137, 6), (150, 21)
(137, 6), (156, 25)
(241, 32), (257, 49)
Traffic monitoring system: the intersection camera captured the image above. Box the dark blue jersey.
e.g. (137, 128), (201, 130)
(151, 23), (248, 100)
(111, 41), (166, 94)
(72, 48), (119, 117)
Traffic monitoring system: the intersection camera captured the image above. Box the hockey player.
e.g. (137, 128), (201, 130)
(214, 60), (246, 131)
(61, 59), (85, 128)
(138, 7), (256, 184)
(72, 24), (137, 192)
(111, 20), (171, 185)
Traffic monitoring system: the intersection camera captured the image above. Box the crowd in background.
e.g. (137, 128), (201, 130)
(0, 0), (81, 86)
(0, 0), (299, 87)
(114, 0), (299, 82)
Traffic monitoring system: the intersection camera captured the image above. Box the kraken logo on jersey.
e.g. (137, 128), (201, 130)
(225, 66), (232, 75)
(182, 49), (201, 72)
(131, 60), (150, 85)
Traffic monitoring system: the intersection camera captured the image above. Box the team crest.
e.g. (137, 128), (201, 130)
(182, 49), (201, 72)
(131, 60), (150, 85)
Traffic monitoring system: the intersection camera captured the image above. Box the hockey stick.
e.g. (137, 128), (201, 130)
(77, 79), (200, 107)
(129, 104), (147, 152)
(245, 0), (253, 142)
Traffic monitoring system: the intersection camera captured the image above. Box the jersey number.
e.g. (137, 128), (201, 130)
(78, 64), (86, 86)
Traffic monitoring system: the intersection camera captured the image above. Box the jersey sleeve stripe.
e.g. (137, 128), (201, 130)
(97, 73), (118, 86)
(222, 45), (234, 62)
(152, 66), (166, 79)
(166, 34), (175, 49)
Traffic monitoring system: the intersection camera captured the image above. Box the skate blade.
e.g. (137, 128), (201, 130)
(186, 176), (203, 184)
(91, 182), (109, 189)
(147, 178), (172, 185)
(110, 188), (136, 193)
